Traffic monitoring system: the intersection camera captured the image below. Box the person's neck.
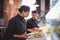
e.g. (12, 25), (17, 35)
(19, 14), (24, 17)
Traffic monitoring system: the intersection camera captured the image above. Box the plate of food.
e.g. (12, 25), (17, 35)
(27, 32), (43, 39)
(27, 32), (37, 36)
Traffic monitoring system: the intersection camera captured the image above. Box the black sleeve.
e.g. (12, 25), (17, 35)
(6, 19), (15, 39)
(26, 20), (35, 29)
(15, 20), (26, 35)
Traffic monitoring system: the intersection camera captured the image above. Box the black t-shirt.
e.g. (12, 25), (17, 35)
(26, 18), (38, 29)
(6, 14), (26, 40)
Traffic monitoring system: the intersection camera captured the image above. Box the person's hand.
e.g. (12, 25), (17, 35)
(20, 34), (28, 38)
(13, 34), (28, 38)
(33, 27), (38, 31)
(27, 29), (34, 32)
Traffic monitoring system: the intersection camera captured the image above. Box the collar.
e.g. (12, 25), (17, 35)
(16, 14), (24, 19)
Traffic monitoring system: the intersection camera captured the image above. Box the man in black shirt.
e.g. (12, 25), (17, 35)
(6, 5), (30, 40)
(26, 11), (39, 33)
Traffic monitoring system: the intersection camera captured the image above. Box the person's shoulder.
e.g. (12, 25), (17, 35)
(9, 16), (17, 22)
(27, 18), (32, 22)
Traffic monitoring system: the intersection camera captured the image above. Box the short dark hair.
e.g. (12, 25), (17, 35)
(18, 5), (30, 13)
(32, 11), (38, 13)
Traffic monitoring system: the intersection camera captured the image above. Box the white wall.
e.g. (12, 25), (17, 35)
(46, 0), (60, 19)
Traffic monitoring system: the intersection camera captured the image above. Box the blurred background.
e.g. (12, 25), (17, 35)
(0, 0), (60, 40)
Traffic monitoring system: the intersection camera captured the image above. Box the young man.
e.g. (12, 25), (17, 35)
(26, 11), (39, 33)
(6, 5), (30, 40)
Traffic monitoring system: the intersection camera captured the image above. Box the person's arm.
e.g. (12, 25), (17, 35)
(12, 19), (28, 38)
(33, 27), (39, 31)
(27, 29), (34, 32)
(13, 34), (27, 38)
(6, 19), (15, 38)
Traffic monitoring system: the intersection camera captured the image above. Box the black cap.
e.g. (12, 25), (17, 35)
(18, 5), (30, 13)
